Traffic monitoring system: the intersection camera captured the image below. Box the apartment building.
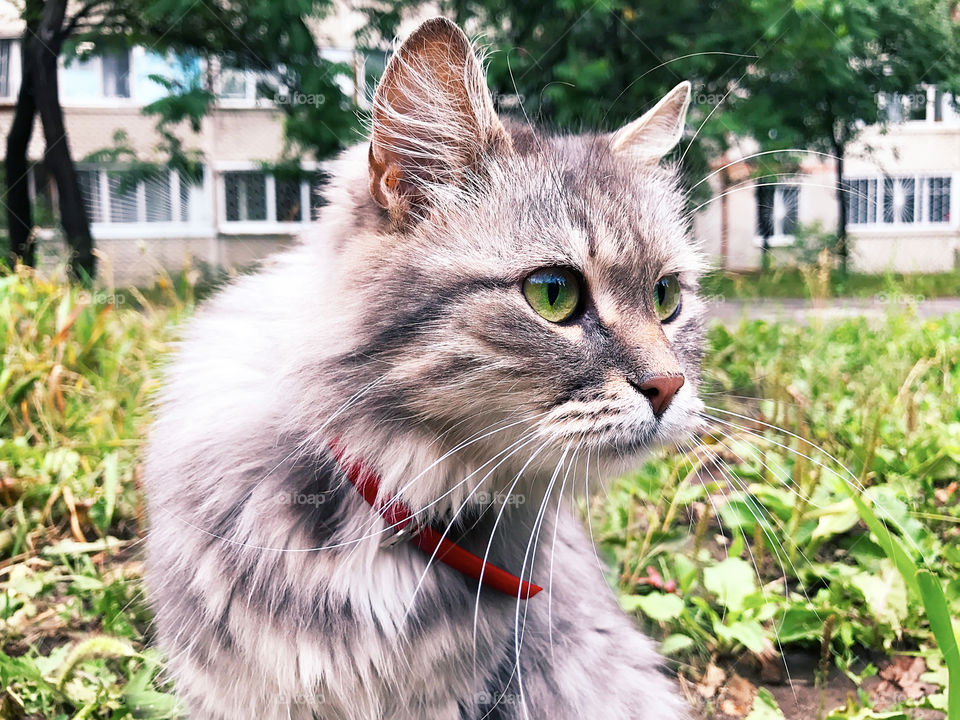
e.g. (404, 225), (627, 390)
(2, 1), (957, 282)
(695, 89), (960, 273)
(0, 3), (373, 284)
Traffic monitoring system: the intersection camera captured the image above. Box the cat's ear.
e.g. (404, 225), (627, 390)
(368, 17), (512, 220)
(610, 81), (691, 162)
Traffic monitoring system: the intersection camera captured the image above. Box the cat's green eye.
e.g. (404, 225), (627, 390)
(523, 268), (581, 323)
(653, 274), (681, 322)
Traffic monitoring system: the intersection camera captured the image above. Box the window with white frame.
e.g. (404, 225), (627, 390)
(216, 66), (276, 104)
(756, 184), (799, 240)
(0, 39), (12, 98)
(76, 166), (201, 225)
(878, 87), (959, 125)
(61, 48), (132, 101)
(221, 169), (325, 225)
(101, 50), (130, 98)
(846, 176), (951, 226)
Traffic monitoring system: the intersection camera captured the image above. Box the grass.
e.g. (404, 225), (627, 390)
(597, 311), (960, 717)
(700, 267), (960, 301)
(0, 267), (191, 719)
(1, 265), (959, 719)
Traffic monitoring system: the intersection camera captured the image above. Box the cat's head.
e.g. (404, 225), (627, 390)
(336, 18), (705, 477)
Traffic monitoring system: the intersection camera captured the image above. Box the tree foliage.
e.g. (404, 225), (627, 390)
(5, 0), (358, 277)
(363, 0), (960, 271)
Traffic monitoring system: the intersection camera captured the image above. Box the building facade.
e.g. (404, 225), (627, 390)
(0, 2), (375, 284)
(2, 2), (958, 282)
(695, 89), (960, 274)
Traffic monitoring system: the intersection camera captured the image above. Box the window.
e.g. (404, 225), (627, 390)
(218, 68), (251, 99)
(309, 172), (328, 215)
(928, 177), (951, 223)
(108, 172), (139, 223)
(0, 39), (11, 98)
(846, 178), (878, 225)
(275, 178), (302, 222)
(756, 184), (799, 240)
(77, 166), (201, 225)
(846, 176), (951, 226)
(61, 49), (132, 101)
(883, 177), (915, 224)
(101, 51), (130, 98)
(221, 169), (324, 225)
(224, 171), (268, 221)
(77, 170), (103, 223)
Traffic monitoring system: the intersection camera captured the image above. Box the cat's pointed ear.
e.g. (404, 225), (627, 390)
(610, 81), (691, 162)
(368, 17), (512, 221)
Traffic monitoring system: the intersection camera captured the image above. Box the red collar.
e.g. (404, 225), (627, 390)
(330, 439), (542, 600)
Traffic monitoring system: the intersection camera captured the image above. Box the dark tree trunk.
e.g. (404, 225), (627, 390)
(833, 140), (848, 275)
(5, 49), (37, 268)
(26, 0), (95, 280)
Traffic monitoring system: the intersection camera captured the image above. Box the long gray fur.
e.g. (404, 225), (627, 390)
(144, 16), (705, 720)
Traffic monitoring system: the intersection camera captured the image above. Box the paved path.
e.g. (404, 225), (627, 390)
(707, 297), (960, 324)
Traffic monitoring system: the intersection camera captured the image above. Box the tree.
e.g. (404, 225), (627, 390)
(5, 0), (357, 278)
(732, 0), (960, 274)
(363, 1), (960, 274)
(360, 0), (752, 204)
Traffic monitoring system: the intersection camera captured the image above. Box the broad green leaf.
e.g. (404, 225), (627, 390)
(811, 498), (860, 540)
(620, 592), (685, 621)
(717, 620), (766, 653)
(746, 688), (786, 720)
(659, 634), (695, 655)
(851, 561), (908, 630)
(703, 557), (757, 612)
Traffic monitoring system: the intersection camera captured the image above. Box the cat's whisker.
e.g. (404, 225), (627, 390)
(471, 437), (554, 662)
(689, 435), (805, 705)
(699, 421), (830, 512)
(690, 148), (845, 192)
(598, 51), (758, 130)
(691, 179), (872, 216)
(547, 435), (586, 661)
(695, 431), (816, 591)
(701, 406), (927, 558)
(340, 415), (549, 571)
(512, 441), (573, 719)
(398, 426), (548, 624)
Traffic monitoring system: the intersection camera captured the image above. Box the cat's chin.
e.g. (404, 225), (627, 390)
(589, 402), (707, 476)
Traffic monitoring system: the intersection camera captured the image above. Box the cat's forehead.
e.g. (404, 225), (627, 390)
(469, 134), (699, 280)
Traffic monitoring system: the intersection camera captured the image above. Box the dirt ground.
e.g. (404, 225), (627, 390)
(684, 649), (945, 719)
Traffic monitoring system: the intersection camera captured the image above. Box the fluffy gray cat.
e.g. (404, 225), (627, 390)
(144, 16), (707, 720)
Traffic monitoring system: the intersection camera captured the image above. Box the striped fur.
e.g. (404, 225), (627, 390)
(144, 17), (704, 720)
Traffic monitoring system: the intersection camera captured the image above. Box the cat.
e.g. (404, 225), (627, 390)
(144, 16), (707, 720)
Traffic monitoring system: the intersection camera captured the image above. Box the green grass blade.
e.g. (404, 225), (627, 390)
(916, 571), (960, 720)
(847, 491), (921, 599)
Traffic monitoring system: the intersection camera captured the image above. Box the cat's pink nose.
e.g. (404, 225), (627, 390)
(636, 374), (684, 418)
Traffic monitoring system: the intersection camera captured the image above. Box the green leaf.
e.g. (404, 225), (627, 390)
(659, 634), (695, 656)
(811, 498), (860, 540)
(746, 688), (786, 720)
(846, 490), (921, 599)
(850, 561), (908, 630)
(717, 620), (767, 653)
(703, 557), (757, 612)
(620, 592), (685, 621)
(916, 571), (960, 720)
